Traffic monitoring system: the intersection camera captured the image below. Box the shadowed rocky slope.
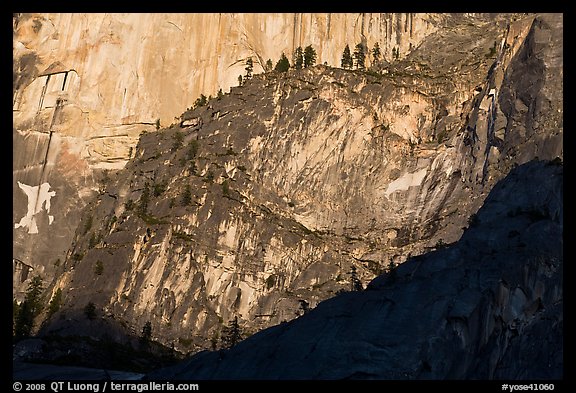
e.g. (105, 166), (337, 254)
(148, 159), (562, 379)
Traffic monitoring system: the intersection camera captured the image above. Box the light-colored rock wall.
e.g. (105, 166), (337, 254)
(14, 13), (440, 148)
(12, 13), (441, 297)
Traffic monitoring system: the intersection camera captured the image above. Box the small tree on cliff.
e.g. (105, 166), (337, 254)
(245, 57), (253, 79)
(181, 184), (192, 206)
(297, 299), (310, 316)
(341, 44), (353, 69)
(140, 321), (153, 347)
(137, 182), (150, 215)
(94, 260), (104, 276)
(372, 42), (381, 63)
(84, 302), (97, 320)
(14, 275), (44, 341)
(220, 316), (243, 349)
(303, 45), (317, 68)
(293, 46), (304, 70)
(388, 260), (397, 282)
(353, 43), (366, 70)
(192, 94), (207, 109)
(349, 266), (363, 291)
(274, 53), (291, 73)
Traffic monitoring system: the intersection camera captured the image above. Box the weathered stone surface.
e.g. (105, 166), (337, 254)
(12, 13), (562, 381)
(12, 12), (446, 299)
(13, 13), (441, 130)
(148, 160), (562, 379)
(31, 13), (563, 360)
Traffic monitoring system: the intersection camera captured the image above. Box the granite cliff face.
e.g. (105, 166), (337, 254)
(13, 12), (563, 378)
(13, 12), (445, 298)
(148, 159), (562, 379)
(27, 11), (563, 362)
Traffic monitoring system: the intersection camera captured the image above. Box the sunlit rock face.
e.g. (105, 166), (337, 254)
(17, 13), (561, 363)
(12, 12), (443, 297)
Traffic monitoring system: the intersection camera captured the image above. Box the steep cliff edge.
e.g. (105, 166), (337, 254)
(148, 159), (562, 379)
(28, 12), (563, 359)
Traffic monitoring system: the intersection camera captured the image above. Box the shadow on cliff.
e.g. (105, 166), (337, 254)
(147, 158), (563, 380)
(13, 307), (183, 378)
